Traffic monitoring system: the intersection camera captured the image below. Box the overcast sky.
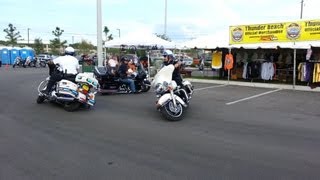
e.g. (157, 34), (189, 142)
(0, 0), (319, 45)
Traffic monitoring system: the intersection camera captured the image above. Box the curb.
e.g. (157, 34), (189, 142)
(185, 78), (320, 92)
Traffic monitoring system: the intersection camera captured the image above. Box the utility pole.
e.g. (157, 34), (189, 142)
(72, 36), (74, 44)
(27, 28), (30, 45)
(117, 28), (121, 38)
(300, 0), (304, 19)
(164, 0), (167, 36)
(97, 0), (103, 67)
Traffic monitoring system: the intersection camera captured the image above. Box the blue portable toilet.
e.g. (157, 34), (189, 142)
(0, 47), (2, 66)
(20, 47), (35, 61)
(0, 47), (11, 65)
(10, 47), (21, 64)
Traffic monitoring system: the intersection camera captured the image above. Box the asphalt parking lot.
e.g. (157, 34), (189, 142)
(1, 67), (320, 180)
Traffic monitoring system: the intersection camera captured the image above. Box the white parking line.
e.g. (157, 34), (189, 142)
(194, 84), (228, 91)
(226, 88), (282, 105)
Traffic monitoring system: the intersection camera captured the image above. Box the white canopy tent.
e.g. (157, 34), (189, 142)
(104, 30), (177, 49)
(179, 30), (230, 49)
(104, 29), (177, 79)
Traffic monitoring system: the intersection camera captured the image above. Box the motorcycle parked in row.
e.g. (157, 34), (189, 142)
(13, 56), (36, 68)
(24, 56), (36, 67)
(39, 58), (48, 67)
(94, 62), (151, 94)
(152, 64), (194, 121)
(12, 57), (24, 68)
(36, 64), (99, 112)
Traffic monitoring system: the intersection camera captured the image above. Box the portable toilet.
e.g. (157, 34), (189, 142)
(10, 47), (21, 64)
(0, 47), (11, 65)
(0, 47), (2, 66)
(20, 47), (35, 61)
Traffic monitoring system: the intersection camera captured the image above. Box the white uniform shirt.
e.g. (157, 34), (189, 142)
(53, 55), (80, 75)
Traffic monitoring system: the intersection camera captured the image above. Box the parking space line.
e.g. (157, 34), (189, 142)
(194, 84), (228, 91)
(226, 88), (282, 105)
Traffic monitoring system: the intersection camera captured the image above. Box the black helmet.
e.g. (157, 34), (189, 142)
(121, 56), (130, 62)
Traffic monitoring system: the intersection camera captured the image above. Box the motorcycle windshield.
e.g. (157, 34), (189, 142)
(152, 64), (174, 88)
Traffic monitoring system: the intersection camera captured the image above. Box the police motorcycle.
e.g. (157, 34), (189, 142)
(36, 63), (99, 112)
(94, 57), (151, 94)
(24, 56), (36, 67)
(152, 64), (194, 121)
(39, 58), (48, 68)
(12, 56), (24, 68)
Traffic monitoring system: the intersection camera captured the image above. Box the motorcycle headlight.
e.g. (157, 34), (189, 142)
(155, 81), (169, 94)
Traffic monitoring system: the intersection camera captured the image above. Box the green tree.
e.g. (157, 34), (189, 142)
(3, 23), (22, 47)
(103, 26), (113, 41)
(71, 39), (95, 54)
(155, 33), (171, 41)
(33, 38), (44, 54)
(50, 27), (67, 55)
(0, 40), (7, 46)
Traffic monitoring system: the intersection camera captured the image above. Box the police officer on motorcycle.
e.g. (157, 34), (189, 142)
(42, 47), (80, 96)
(161, 50), (184, 88)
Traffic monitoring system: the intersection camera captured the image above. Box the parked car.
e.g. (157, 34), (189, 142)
(183, 58), (193, 66)
(37, 54), (52, 61)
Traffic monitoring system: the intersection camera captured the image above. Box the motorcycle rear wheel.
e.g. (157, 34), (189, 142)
(64, 102), (81, 112)
(36, 95), (45, 104)
(40, 62), (46, 67)
(141, 81), (151, 92)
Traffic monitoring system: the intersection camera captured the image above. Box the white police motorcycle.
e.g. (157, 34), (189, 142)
(36, 68), (99, 112)
(152, 64), (194, 121)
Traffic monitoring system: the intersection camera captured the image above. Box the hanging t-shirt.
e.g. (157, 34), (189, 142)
(224, 53), (234, 70)
(211, 51), (222, 69)
(306, 48), (312, 60)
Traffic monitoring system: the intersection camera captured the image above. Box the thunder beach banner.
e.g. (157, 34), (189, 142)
(229, 19), (320, 44)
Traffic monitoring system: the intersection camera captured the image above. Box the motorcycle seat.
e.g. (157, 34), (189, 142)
(94, 66), (108, 77)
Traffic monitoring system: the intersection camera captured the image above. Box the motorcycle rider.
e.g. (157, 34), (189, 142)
(41, 46), (80, 96)
(161, 50), (184, 88)
(118, 56), (137, 93)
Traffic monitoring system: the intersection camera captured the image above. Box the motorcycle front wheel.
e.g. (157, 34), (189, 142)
(29, 61), (35, 67)
(160, 100), (184, 121)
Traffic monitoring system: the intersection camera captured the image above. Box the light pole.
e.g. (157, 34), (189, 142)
(97, 0), (103, 67)
(117, 28), (121, 38)
(300, 0), (304, 19)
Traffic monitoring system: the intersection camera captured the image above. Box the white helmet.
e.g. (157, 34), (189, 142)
(163, 50), (175, 60)
(163, 50), (173, 56)
(65, 46), (75, 56)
